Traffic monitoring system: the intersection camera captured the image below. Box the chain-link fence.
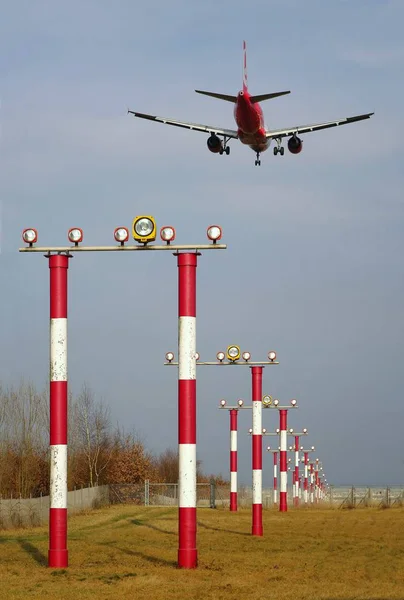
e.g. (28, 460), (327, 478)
(0, 485), (110, 529)
(2, 483), (403, 529)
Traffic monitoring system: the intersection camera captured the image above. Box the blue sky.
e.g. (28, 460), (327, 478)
(1, 0), (404, 487)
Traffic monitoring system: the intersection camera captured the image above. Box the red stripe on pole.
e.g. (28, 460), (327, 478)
(280, 452), (287, 471)
(252, 504), (263, 536)
(280, 410), (287, 431)
(230, 492), (237, 512)
(48, 508), (68, 568)
(49, 255), (69, 318)
(50, 381), (68, 445)
(230, 450), (237, 472)
(280, 492), (287, 512)
(230, 409), (237, 431)
(178, 507), (197, 568)
(251, 366), (262, 401)
(178, 380), (196, 444)
(252, 435), (262, 470)
(178, 253), (197, 316)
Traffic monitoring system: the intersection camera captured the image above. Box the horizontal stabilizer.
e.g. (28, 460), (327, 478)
(195, 90), (237, 102)
(250, 91), (291, 103)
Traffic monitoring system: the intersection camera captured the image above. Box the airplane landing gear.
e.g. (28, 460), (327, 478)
(273, 138), (284, 156)
(219, 136), (231, 155)
(255, 151), (261, 166)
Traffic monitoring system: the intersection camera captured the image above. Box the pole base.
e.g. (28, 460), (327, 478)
(48, 549), (68, 568)
(178, 548), (198, 568)
(252, 503), (263, 536)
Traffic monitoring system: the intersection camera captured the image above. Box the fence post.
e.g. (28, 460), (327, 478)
(210, 478), (216, 509)
(145, 479), (150, 506)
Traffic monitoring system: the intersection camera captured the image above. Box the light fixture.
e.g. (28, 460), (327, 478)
(237, 399), (244, 407)
(273, 399), (279, 406)
(267, 446), (271, 451)
(289, 445), (293, 451)
(132, 216), (156, 244)
(68, 228), (83, 246)
(311, 446), (315, 451)
(248, 428), (252, 434)
(242, 351), (251, 362)
(160, 226), (176, 244)
(165, 351), (174, 362)
(303, 428), (308, 434)
(289, 428), (294, 433)
(262, 428), (267, 434)
(262, 394), (272, 407)
(268, 350), (277, 361)
(207, 225), (222, 243)
(22, 228), (38, 246)
(114, 227), (129, 245)
(216, 351), (225, 362)
(275, 428), (280, 434)
(195, 352), (200, 361)
(290, 399), (297, 407)
(226, 345), (240, 362)
(220, 399), (226, 407)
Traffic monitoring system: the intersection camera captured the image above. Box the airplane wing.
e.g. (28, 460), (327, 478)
(128, 110), (239, 139)
(266, 112), (374, 139)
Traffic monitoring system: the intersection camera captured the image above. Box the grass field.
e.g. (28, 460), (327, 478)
(1, 505), (404, 600)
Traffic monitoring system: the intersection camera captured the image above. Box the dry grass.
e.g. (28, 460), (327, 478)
(1, 505), (404, 600)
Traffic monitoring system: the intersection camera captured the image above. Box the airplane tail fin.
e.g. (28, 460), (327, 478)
(195, 90), (237, 102)
(243, 40), (248, 92)
(250, 91), (291, 103)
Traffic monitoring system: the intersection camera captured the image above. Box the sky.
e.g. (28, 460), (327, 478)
(1, 0), (404, 488)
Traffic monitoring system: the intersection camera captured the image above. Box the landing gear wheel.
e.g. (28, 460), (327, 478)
(280, 147), (284, 156)
(273, 147), (278, 156)
(255, 159), (261, 166)
(219, 148), (223, 155)
(225, 146), (230, 155)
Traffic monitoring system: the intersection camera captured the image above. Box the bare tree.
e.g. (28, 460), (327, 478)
(73, 383), (112, 487)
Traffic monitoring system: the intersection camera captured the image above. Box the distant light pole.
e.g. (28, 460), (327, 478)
(166, 349), (279, 537)
(267, 446), (279, 505)
(219, 399), (251, 511)
(287, 428), (308, 507)
(300, 446), (315, 504)
(263, 398), (298, 512)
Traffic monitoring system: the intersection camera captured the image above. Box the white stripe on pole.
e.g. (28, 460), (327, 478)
(178, 443), (197, 507)
(252, 401), (261, 434)
(50, 445), (68, 508)
(252, 469), (262, 504)
(178, 317), (196, 380)
(50, 318), (67, 381)
(280, 471), (287, 493)
(231, 471), (237, 492)
(230, 430), (237, 451)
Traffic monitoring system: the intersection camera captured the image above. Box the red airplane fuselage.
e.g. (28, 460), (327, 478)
(233, 90), (269, 153)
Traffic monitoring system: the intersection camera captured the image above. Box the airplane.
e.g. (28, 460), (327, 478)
(128, 41), (374, 166)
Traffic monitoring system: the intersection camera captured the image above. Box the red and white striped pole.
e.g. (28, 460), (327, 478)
(304, 452), (309, 504)
(294, 436), (299, 507)
(273, 451), (278, 505)
(230, 409), (238, 512)
(251, 367), (263, 536)
(279, 409), (288, 512)
(310, 463), (314, 504)
(177, 252), (197, 569)
(48, 254), (70, 568)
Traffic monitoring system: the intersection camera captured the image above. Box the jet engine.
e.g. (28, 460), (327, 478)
(288, 135), (303, 154)
(207, 134), (223, 153)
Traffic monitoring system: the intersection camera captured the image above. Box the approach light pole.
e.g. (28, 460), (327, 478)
(266, 446), (279, 505)
(219, 399), (251, 511)
(287, 428), (308, 507)
(165, 348), (279, 537)
(263, 398), (299, 512)
(300, 446), (315, 504)
(20, 221), (226, 570)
